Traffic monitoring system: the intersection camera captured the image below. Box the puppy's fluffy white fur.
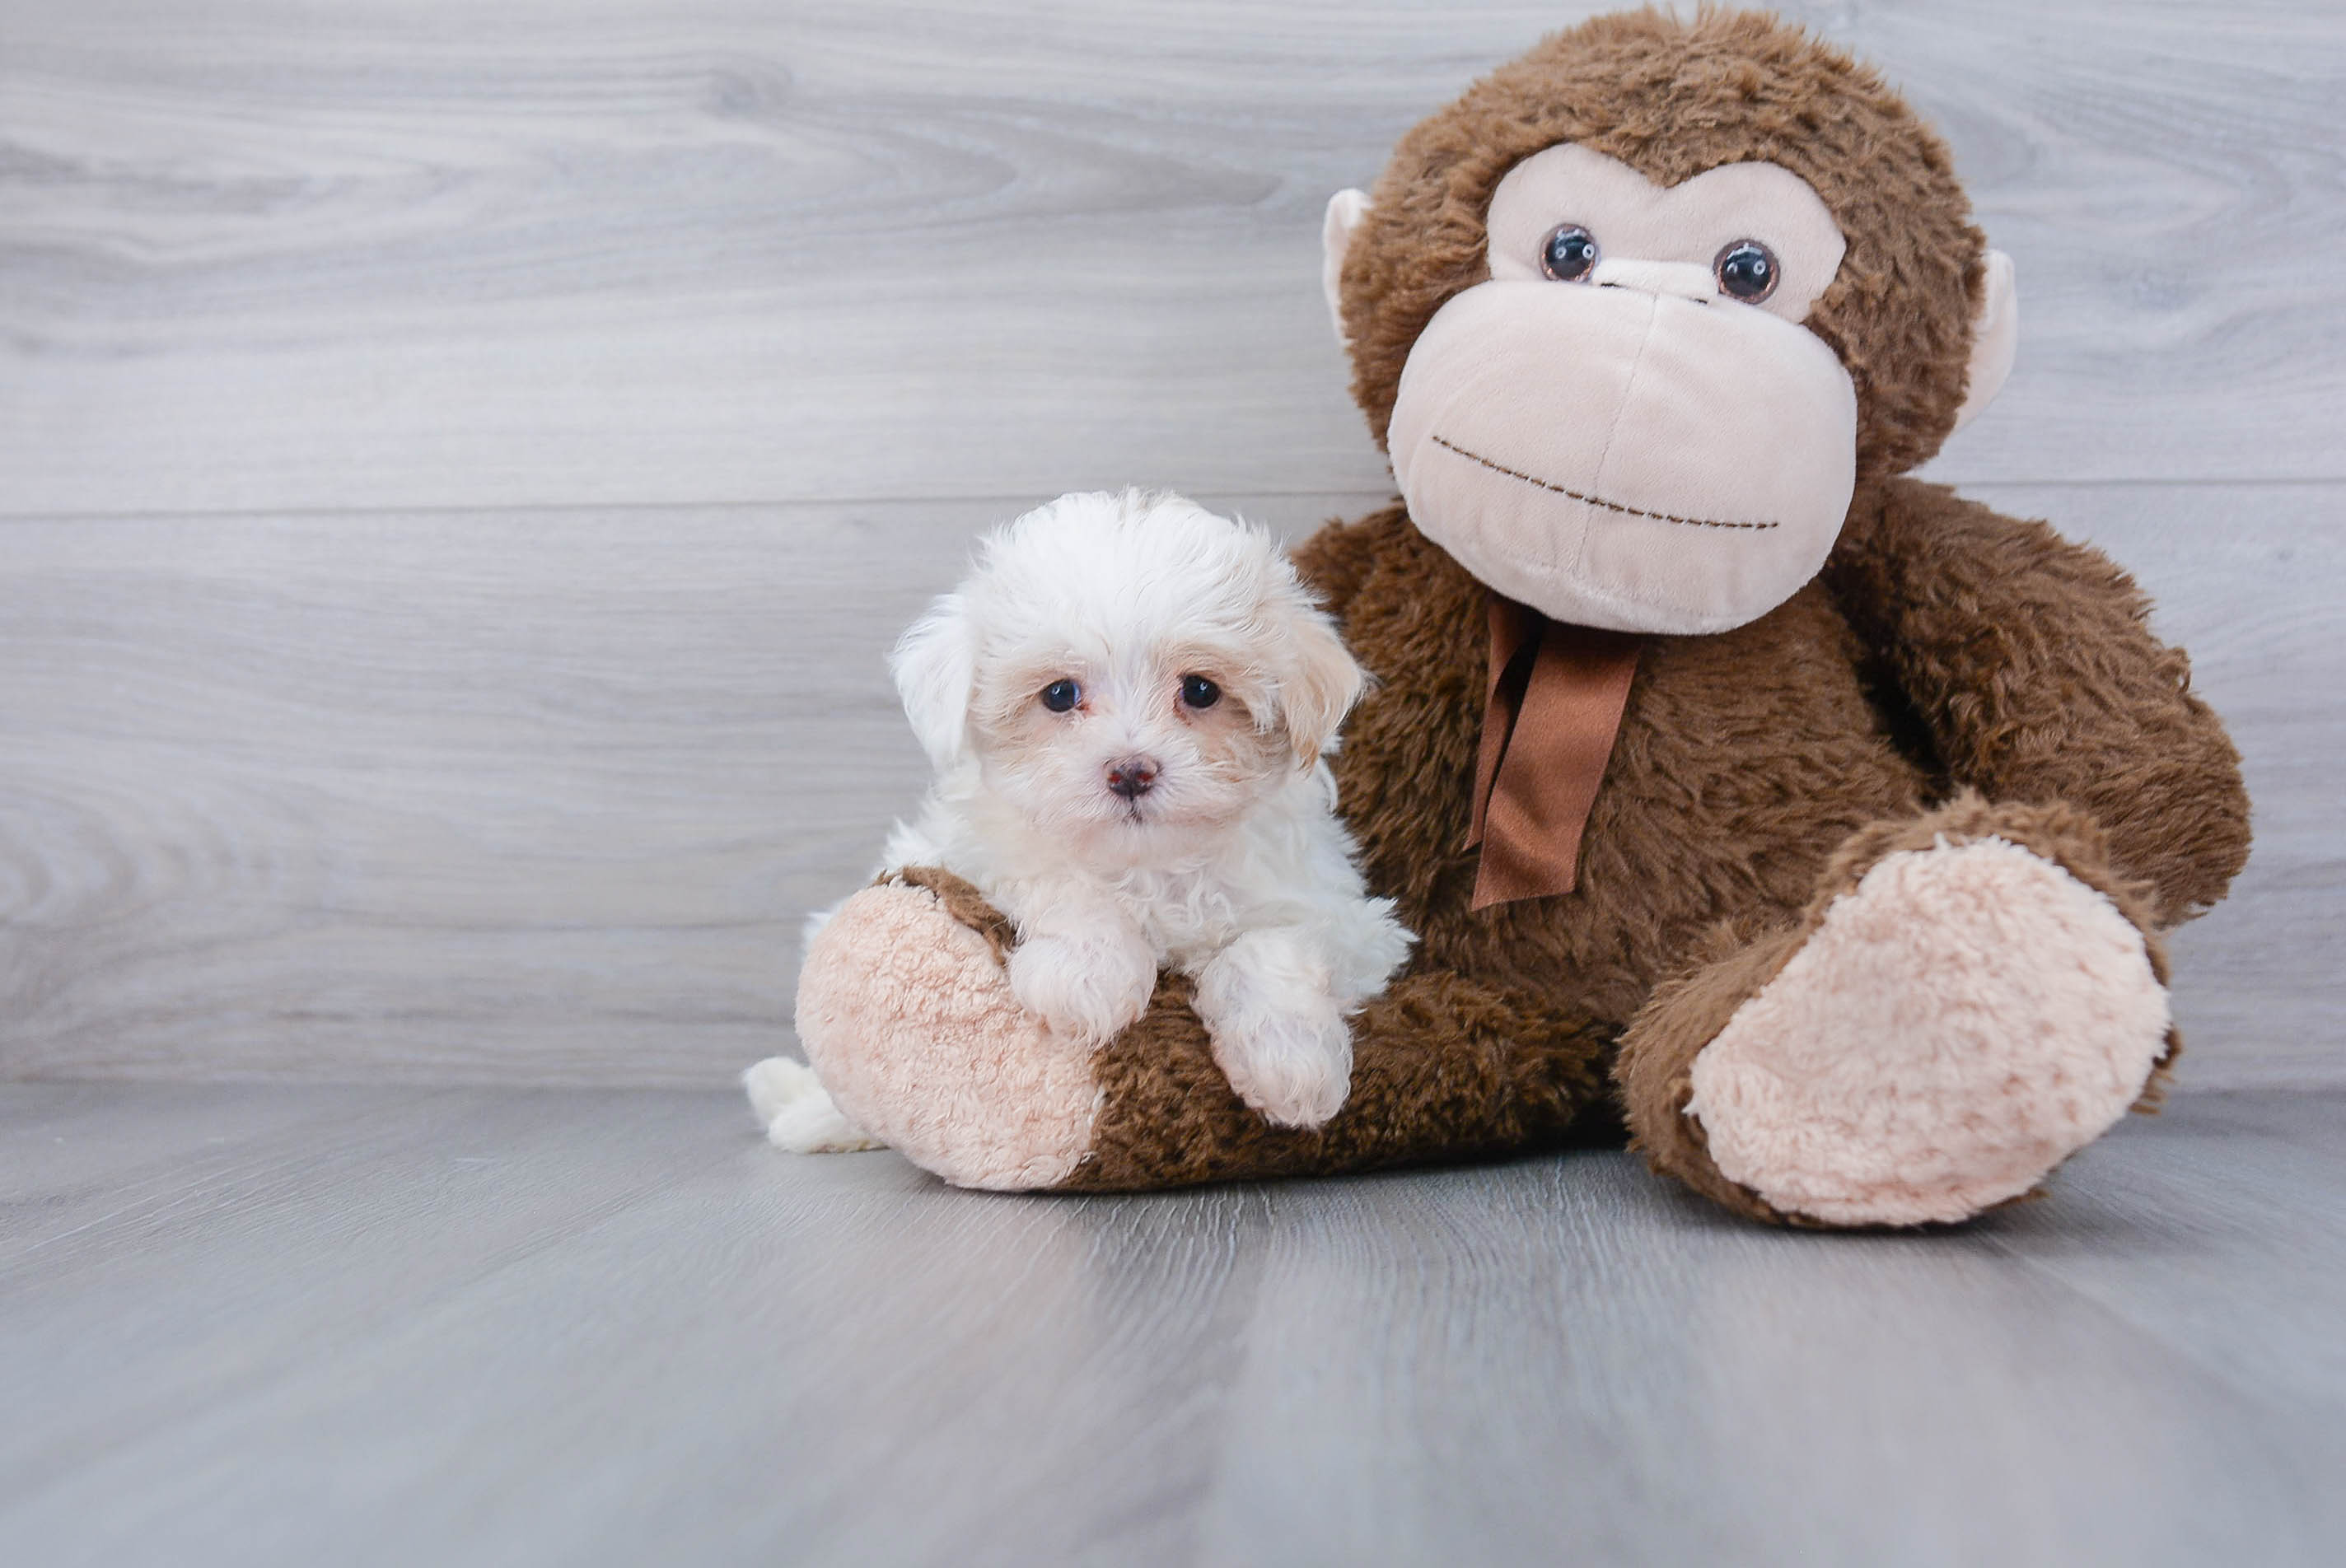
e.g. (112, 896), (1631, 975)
(750, 490), (1412, 1148)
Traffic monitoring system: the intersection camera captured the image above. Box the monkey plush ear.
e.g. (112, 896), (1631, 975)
(1951, 249), (2019, 432)
(1321, 189), (1372, 348)
(890, 592), (978, 772)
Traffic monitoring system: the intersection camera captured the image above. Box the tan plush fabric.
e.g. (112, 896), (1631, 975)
(1616, 794), (2184, 1227)
(796, 875), (1098, 1191)
(1687, 835), (2172, 1225)
(1381, 140), (1864, 636)
(1386, 276), (1861, 633)
(1483, 146), (1847, 322)
(1950, 248), (2018, 431)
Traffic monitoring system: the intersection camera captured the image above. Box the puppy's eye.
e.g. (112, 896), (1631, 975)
(1540, 224), (1599, 282)
(1179, 674), (1221, 710)
(1040, 679), (1080, 712)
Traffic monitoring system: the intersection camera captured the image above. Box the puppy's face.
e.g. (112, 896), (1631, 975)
(971, 636), (1287, 847)
(892, 492), (1365, 863)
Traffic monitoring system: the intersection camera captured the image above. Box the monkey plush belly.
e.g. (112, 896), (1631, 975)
(1328, 512), (1926, 1034)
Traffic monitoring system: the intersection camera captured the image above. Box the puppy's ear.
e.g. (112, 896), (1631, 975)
(1271, 592), (1366, 768)
(890, 592), (977, 770)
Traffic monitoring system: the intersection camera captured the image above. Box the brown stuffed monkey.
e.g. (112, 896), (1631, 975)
(787, 8), (2250, 1227)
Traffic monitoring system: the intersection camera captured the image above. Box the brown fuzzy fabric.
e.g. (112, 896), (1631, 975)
(1060, 966), (1622, 1192)
(1339, 7), (1987, 480)
(1824, 479), (2252, 926)
(937, 10), (2246, 1220)
(1614, 793), (2185, 1225)
(1300, 502), (1928, 1034)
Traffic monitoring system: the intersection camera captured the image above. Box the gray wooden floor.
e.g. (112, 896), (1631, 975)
(3, 1081), (2343, 1568)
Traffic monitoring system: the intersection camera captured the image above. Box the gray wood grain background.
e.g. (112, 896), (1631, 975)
(3, 0), (2340, 1087)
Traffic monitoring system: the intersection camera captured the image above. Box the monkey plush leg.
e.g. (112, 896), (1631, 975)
(1617, 795), (2178, 1227)
(1065, 954), (1615, 1189)
(793, 869), (1614, 1192)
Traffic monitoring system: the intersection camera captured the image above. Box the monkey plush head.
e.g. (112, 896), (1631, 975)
(1322, 8), (2017, 636)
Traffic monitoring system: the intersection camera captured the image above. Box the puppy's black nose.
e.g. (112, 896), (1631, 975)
(1106, 758), (1159, 800)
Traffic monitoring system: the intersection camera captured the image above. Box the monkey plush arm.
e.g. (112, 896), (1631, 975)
(1824, 476), (2250, 925)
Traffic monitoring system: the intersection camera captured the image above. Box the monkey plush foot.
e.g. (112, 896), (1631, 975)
(1619, 796), (2177, 1227)
(793, 871), (1100, 1190)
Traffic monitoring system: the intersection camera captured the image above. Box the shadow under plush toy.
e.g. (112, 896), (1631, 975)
(786, 8), (2250, 1226)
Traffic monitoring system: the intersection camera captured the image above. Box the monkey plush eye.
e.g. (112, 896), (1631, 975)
(1713, 239), (1781, 303)
(1040, 679), (1080, 712)
(1540, 224), (1600, 282)
(1179, 674), (1221, 710)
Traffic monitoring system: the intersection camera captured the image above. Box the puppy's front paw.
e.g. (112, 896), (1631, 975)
(1007, 929), (1157, 1047)
(1211, 1006), (1353, 1130)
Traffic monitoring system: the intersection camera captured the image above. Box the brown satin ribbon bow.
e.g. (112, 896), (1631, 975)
(1467, 594), (1643, 909)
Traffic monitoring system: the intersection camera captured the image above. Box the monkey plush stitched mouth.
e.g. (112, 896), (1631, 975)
(1345, 142), (2010, 637)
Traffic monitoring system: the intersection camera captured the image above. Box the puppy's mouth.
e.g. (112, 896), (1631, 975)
(1100, 789), (1191, 830)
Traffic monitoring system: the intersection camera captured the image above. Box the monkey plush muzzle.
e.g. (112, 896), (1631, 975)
(1387, 274), (1858, 637)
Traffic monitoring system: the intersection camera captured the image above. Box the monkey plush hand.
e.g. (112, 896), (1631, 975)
(790, 9), (2249, 1225)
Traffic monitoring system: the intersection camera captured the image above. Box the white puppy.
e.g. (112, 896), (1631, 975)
(749, 489), (1412, 1149)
